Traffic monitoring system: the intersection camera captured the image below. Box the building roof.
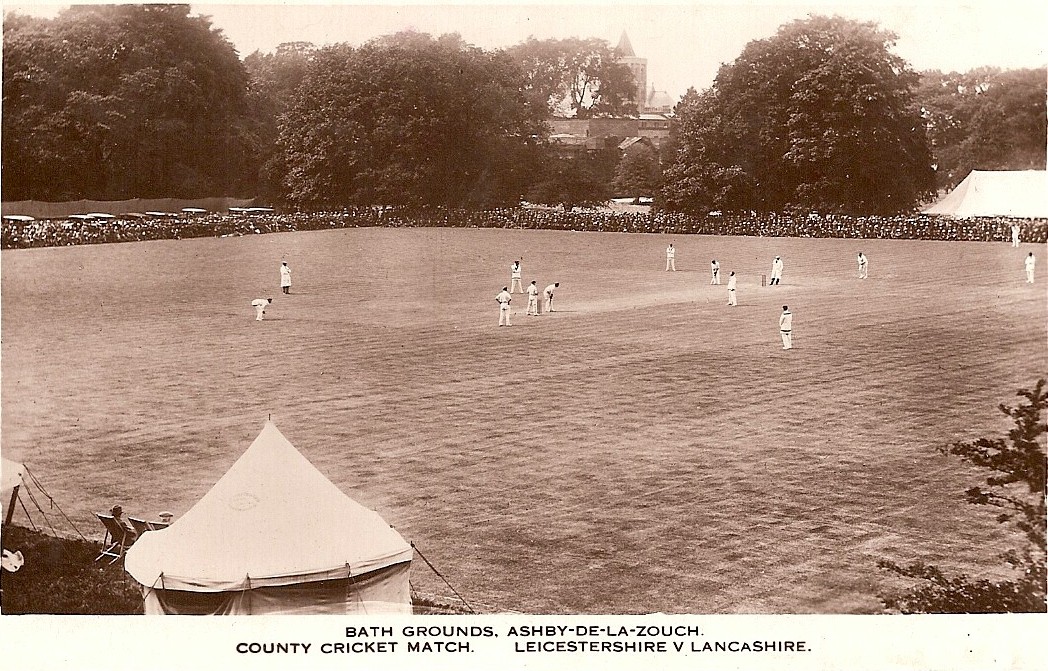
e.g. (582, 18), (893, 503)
(616, 31), (636, 58)
(647, 87), (676, 111)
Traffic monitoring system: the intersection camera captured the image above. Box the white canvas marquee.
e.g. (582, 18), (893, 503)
(923, 170), (1048, 218)
(124, 421), (413, 614)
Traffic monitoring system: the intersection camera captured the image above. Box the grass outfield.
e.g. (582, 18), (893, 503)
(2, 227), (1045, 614)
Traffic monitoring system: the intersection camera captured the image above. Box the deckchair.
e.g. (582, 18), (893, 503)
(130, 516), (171, 532)
(128, 516), (151, 537)
(94, 513), (137, 564)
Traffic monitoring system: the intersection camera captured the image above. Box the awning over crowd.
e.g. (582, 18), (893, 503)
(923, 170), (1048, 218)
(124, 421), (413, 614)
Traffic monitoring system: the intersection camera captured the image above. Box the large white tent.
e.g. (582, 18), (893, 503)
(124, 421), (413, 615)
(923, 170), (1048, 218)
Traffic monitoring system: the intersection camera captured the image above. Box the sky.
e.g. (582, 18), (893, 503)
(5, 1), (1047, 101)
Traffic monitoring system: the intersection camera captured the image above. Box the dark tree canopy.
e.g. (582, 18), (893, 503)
(526, 149), (618, 210)
(612, 142), (661, 197)
(506, 37), (637, 118)
(916, 67), (1047, 191)
(2, 4), (255, 200)
(661, 15), (935, 215)
(243, 42), (317, 201)
(278, 32), (547, 208)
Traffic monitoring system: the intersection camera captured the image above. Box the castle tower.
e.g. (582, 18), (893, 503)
(615, 31), (646, 115)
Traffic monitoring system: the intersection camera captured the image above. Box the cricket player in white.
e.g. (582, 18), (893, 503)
(727, 271), (737, 306)
(526, 281), (540, 315)
(510, 260), (523, 293)
(711, 259), (720, 284)
(251, 298), (272, 321)
(779, 305), (793, 350)
(770, 256), (783, 285)
(666, 244), (676, 271)
(496, 287), (512, 326)
(280, 261), (292, 294)
(1025, 252), (1036, 283)
(857, 252), (868, 279)
(543, 282), (559, 313)
(1011, 223), (1021, 247)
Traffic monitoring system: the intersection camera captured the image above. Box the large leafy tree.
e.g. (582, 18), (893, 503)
(660, 15), (934, 215)
(916, 67), (1047, 191)
(660, 87), (755, 213)
(278, 32), (546, 208)
(506, 37), (637, 118)
(879, 380), (1047, 613)
(526, 148), (618, 210)
(612, 142), (661, 197)
(243, 42), (316, 202)
(2, 5), (255, 201)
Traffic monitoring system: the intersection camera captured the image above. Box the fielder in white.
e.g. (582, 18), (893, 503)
(510, 260), (523, 293)
(280, 261), (292, 294)
(251, 297), (273, 321)
(526, 280), (540, 315)
(770, 256), (783, 285)
(1025, 252), (1036, 283)
(1011, 223), (1021, 247)
(711, 259), (720, 284)
(857, 252), (868, 279)
(727, 271), (737, 306)
(666, 243), (676, 271)
(779, 305), (793, 350)
(496, 287), (512, 326)
(543, 282), (559, 313)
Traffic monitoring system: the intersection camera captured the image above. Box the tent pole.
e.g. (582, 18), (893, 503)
(4, 485), (19, 527)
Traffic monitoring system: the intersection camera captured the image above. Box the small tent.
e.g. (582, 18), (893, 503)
(2, 456), (26, 526)
(923, 170), (1048, 218)
(124, 421), (413, 614)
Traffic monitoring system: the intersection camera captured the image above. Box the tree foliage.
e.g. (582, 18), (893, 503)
(2, 5), (255, 200)
(879, 380), (1047, 613)
(506, 37), (637, 118)
(243, 42), (316, 202)
(278, 32), (547, 208)
(660, 15), (934, 215)
(612, 142), (661, 197)
(916, 67), (1047, 191)
(526, 149), (618, 210)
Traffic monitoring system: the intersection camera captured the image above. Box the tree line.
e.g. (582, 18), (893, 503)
(3, 5), (1045, 214)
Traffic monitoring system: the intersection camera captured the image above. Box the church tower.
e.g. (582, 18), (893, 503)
(615, 31), (647, 115)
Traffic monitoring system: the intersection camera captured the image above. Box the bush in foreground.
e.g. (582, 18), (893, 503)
(879, 379), (1047, 613)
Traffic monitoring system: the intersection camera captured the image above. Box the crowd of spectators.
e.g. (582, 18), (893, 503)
(3, 206), (1046, 250)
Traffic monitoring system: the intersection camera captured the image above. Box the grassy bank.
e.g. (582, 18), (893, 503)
(1, 525), (143, 614)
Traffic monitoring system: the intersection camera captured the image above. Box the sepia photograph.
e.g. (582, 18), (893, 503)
(1, 0), (1045, 668)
